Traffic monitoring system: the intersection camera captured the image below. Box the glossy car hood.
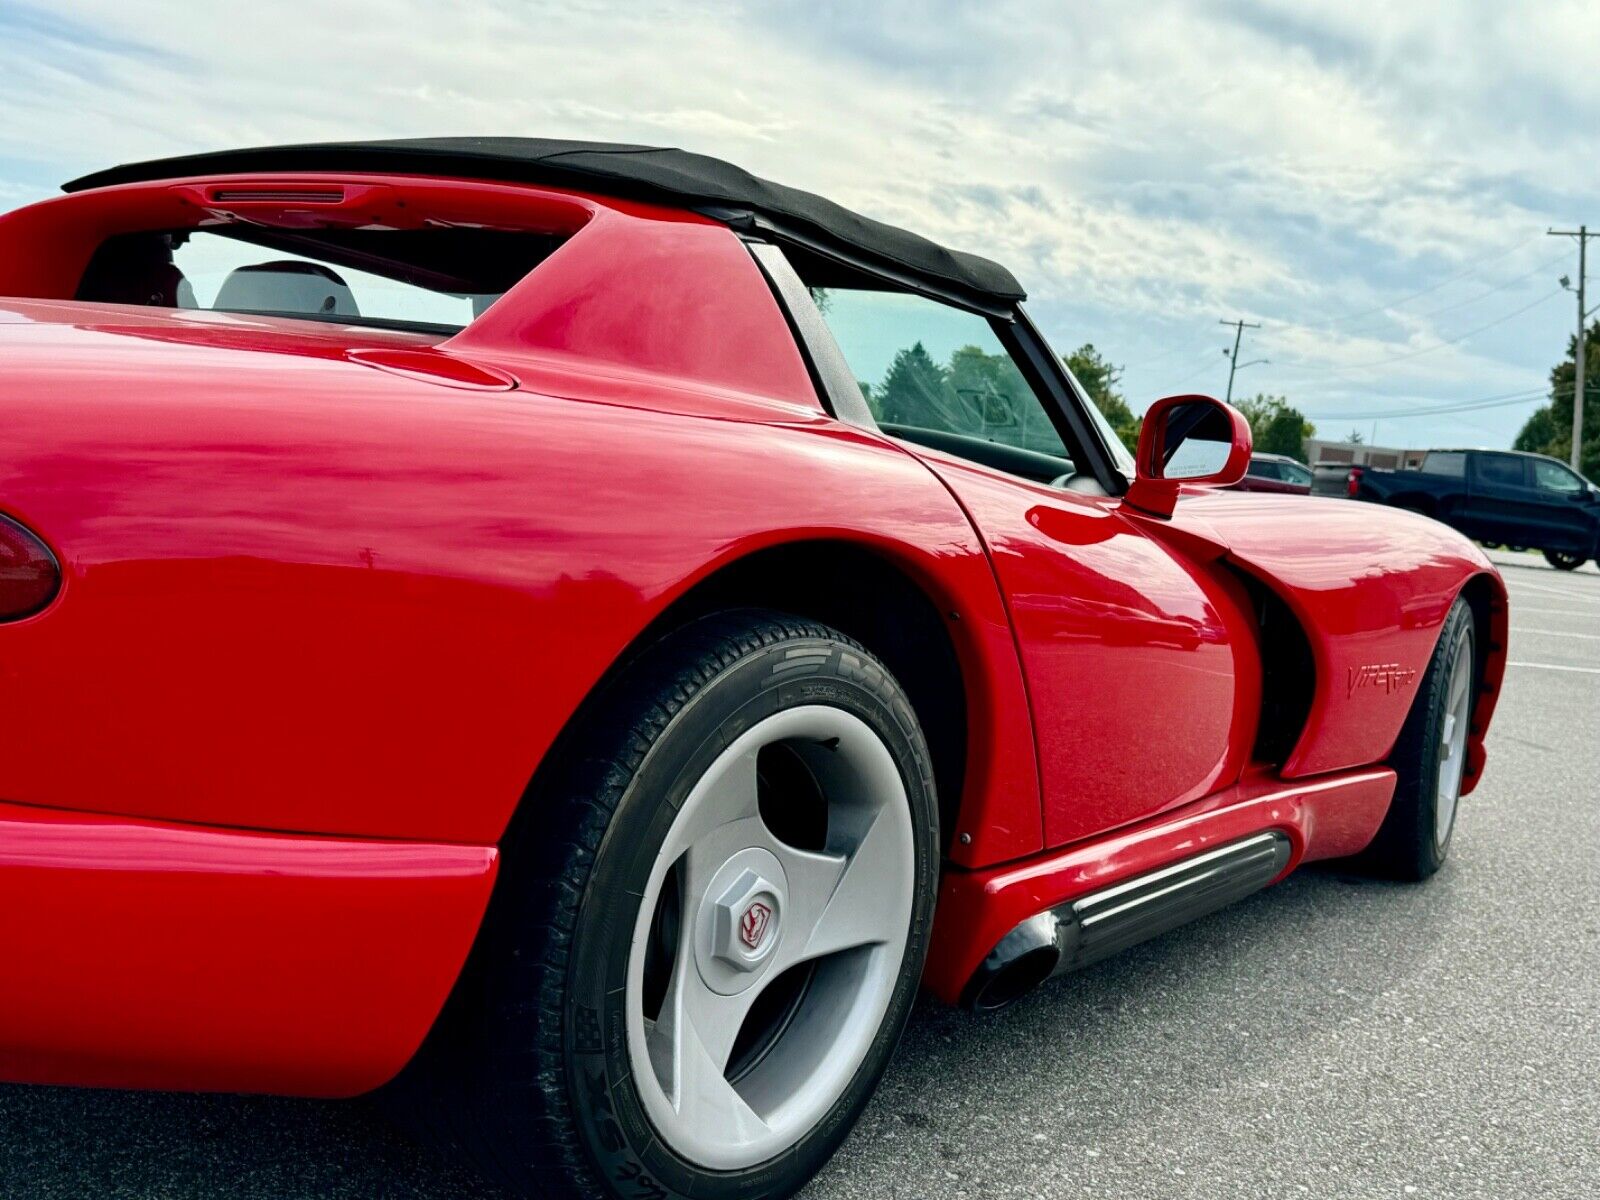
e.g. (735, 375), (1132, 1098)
(1174, 487), (1497, 587)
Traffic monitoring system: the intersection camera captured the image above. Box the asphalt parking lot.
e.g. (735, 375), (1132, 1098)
(2, 551), (1596, 1200)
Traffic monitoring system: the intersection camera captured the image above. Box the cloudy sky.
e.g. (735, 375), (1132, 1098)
(4, 0), (1599, 448)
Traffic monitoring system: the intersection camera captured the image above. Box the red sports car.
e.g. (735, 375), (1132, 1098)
(0, 139), (1508, 1200)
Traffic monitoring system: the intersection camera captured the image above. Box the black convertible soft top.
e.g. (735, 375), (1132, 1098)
(63, 137), (1025, 308)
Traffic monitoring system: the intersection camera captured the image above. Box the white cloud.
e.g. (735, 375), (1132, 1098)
(0, 0), (1593, 445)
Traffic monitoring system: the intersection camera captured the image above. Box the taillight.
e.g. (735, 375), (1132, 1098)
(1346, 466), (1364, 498)
(0, 514), (60, 620)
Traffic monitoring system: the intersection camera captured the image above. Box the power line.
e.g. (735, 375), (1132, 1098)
(1307, 386), (1561, 422)
(1138, 238), (1559, 389)
(1305, 231), (1545, 330)
(1148, 346), (1226, 393)
(1140, 235), (1571, 403)
(1280, 243), (1568, 342)
(1133, 330), (1217, 368)
(1272, 289), (1564, 374)
(1336, 249), (1571, 331)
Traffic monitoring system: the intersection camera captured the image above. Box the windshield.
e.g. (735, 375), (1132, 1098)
(1065, 360), (1137, 477)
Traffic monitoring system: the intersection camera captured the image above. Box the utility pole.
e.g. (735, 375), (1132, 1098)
(1550, 226), (1597, 470)
(1219, 318), (1263, 404)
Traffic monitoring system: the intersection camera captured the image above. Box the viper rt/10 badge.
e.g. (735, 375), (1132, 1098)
(1347, 663), (1418, 697)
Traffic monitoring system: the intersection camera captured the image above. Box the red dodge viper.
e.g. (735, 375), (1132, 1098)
(0, 139), (1508, 1200)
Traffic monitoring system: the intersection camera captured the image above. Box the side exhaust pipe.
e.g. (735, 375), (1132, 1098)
(960, 831), (1292, 1011)
(960, 912), (1062, 1012)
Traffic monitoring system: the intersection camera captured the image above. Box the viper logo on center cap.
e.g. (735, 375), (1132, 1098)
(740, 901), (772, 949)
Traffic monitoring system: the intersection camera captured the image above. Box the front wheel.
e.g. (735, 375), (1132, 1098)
(1358, 596), (1476, 880)
(427, 610), (940, 1200)
(1543, 548), (1587, 571)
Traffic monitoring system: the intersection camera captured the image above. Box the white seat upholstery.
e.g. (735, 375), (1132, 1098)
(214, 261), (359, 317)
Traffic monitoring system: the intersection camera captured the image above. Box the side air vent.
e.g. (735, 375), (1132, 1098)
(208, 189), (347, 204)
(1230, 567), (1315, 765)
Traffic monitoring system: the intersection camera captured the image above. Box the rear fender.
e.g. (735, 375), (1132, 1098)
(0, 351), (1041, 866)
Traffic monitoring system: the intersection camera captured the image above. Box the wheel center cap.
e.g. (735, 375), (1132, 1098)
(695, 847), (786, 995)
(740, 899), (774, 949)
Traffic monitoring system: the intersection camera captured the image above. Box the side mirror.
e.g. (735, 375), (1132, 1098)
(1124, 394), (1252, 519)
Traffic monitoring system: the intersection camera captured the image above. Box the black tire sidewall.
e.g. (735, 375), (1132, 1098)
(1368, 597), (1476, 878)
(565, 631), (939, 1200)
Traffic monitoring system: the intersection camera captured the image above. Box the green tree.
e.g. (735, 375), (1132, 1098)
(1513, 320), (1600, 481)
(947, 344), (1013, 416)
(1234, 394), (1316, 462)
(945, 343), (1062, 454)
(876, 341), (953, 429)
(1512, 403), (1560, 456)
(1064, 343), (1139, 452)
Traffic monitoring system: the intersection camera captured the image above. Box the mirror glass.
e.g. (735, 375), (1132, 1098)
(1159, 400), (1234, 479)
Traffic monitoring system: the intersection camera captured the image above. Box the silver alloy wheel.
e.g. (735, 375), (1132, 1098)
(1434, 622), (1474, 849)
(624, 705), (915, 1171)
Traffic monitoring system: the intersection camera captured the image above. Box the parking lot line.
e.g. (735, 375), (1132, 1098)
(1511, 628), (1600, 640)
(1502, 579), (1600, 602)
(1504, 660), (1600, 673)
(1509, 605), (1600, 618)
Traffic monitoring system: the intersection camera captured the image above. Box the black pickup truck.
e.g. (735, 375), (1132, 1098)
(1320, 449), (1600, 570)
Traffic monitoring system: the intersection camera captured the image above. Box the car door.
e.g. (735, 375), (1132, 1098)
(792, 277), (1257, 848)
(1526, 458), (1598, 553)
(1462, 452), (1539, 546)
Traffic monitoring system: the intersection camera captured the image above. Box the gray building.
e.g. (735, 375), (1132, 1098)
(1305, 438), (1426, 471)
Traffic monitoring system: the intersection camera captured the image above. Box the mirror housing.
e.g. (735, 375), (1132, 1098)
(1124, 394), (1252, 519)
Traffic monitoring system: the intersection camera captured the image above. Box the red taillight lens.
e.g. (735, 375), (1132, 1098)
(1346, 467), (1364, 498)
(0, 514), (60, 620)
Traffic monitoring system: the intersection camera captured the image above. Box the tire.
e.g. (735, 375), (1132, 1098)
(1357, 596), (1476, 880)
(410, 609), (940, 1200)
(1542, 548), (1586, 571)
